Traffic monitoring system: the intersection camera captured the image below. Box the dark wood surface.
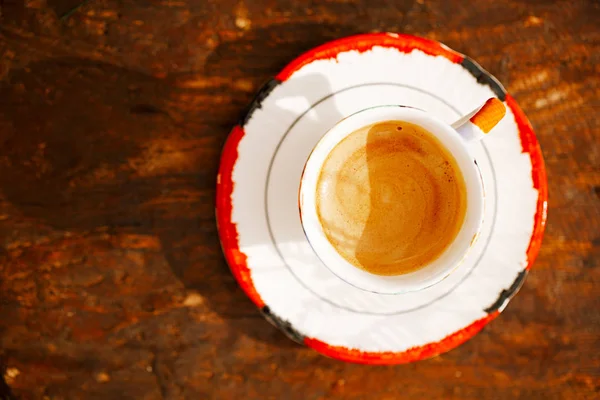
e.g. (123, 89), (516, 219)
(0, 1), (598, 399)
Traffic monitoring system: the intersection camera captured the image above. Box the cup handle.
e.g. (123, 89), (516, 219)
(451, 98), (506, 142)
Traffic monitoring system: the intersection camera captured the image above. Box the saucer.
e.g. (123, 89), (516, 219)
(216, 33), (547, 364)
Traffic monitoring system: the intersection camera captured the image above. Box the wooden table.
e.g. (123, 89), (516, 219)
(0, 1), (598, 399)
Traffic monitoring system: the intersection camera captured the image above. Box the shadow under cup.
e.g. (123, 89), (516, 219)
(299, 106), (485, 295)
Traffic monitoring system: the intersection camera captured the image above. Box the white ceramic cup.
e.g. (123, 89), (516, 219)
(299, 105), (485, 294)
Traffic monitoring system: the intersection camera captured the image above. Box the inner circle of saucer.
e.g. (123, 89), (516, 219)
(266, 83), (498, 313)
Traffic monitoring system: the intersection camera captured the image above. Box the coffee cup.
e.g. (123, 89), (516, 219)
(299, 103), (504, 294)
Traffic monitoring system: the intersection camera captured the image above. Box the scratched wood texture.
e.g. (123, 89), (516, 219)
(0, 1), (598, 399)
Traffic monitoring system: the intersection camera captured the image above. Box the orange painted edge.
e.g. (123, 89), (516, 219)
(304, 311), (499, 364)
(217, 35), (547, 364)
(216, 125), (265, 308)
(276, 33), (464, 81)
(469, 98), (507, 133)
(505, 95), (548, 270)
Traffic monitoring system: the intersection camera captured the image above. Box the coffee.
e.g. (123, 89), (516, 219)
(315, 120), (467, 276)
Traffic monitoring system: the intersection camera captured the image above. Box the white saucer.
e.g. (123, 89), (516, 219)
(216, 33), (547, 364)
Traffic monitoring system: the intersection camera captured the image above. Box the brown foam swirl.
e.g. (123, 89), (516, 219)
(315, 121), (467, 276)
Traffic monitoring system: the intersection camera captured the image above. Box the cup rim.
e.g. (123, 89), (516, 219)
(298, 105), (485, 294)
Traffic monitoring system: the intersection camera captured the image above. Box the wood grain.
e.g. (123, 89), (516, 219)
(0, 0), (598, 399)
